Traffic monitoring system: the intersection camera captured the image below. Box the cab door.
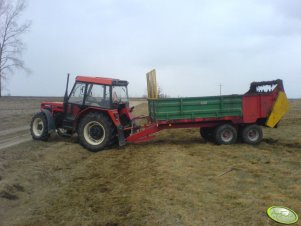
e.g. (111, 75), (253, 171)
(66, 82), (87, 119)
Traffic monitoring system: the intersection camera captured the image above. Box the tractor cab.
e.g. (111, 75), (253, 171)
(60, 76), (130, 131)
(68, 76), (129, 110)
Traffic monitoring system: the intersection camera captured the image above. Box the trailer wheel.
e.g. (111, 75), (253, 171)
(78, 112), (116, 152)
(30, 112), (49, 141)
(241, 124), (263, 144)
(214, 124), (237, 145)
(200, 127), (213, 141)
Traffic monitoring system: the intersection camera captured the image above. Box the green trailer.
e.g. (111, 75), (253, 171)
(126, 69), (289, 145)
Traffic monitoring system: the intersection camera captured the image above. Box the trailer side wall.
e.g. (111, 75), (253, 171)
(148, 95), (243, 121)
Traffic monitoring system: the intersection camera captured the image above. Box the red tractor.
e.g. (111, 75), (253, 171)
(30, 74), (133, 151)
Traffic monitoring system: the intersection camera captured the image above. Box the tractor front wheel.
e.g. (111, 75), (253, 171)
(30, 112), (49, 141)
(78, 113), (116, 152)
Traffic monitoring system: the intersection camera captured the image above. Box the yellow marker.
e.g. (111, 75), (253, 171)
(266, 91), (289, 128)
(146, 69), (158, 99)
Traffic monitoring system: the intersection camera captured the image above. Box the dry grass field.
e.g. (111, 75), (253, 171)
(0, 97), (301, 226)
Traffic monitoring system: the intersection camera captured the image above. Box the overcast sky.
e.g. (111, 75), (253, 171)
(5, 0), (301, 98)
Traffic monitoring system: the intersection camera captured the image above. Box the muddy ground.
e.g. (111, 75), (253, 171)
(0, 97), (300, 226)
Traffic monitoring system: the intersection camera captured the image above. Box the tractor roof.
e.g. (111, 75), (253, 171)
(76, 76), (128, 86)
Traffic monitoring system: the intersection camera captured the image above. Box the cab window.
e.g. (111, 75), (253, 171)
(112, 86), (129, 104)
(85, 84), (110, 108)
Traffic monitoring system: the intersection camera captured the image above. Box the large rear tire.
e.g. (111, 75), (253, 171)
(30, 112), (49, 141)
(214, 124), (237, 145)
(241, 124), (263, 144)
(78, 112), (116, 152)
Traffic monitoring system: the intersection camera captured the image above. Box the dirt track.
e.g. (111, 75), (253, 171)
(0, 97), (60, 150)
(0, 126), (30, 150)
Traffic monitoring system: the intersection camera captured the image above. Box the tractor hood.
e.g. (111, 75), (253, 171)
(41, 101), (64, 110)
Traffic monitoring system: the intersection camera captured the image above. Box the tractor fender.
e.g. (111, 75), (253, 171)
(41, 109), (56, 133)
(75, 108), (121, 127)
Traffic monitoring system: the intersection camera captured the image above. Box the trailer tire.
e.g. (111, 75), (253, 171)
(241, 124), (263, 144)
(30, 112), (49, 141)
(214, 124), (237, 145)
(78, 112), (116, 152)
(200, 127), (214, 141)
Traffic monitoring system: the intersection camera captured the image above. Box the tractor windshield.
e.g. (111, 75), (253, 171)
(112, 86), (129, 104)
(69, 82), (86, 104)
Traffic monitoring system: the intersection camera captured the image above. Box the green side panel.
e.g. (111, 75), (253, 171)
(148, 95), (243, 121)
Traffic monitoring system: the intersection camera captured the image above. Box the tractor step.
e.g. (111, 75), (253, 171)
(117, 126), (126, 146)
(62, 116), (75, 130)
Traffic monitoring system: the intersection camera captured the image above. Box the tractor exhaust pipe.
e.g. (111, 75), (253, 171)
(64, 73), (70, 115)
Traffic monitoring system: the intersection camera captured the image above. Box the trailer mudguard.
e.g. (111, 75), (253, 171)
(266, 91), (289, 128)
(41, 109), (56, 133)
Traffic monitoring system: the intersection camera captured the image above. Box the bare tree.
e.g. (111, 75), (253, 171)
(0, 0), (31, 97)
(158, 85), (169, 98)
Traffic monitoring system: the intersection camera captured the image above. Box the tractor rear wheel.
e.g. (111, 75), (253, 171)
(78, 112), (116, 152)
(30, 112), (49, 141)
(241, 124), (263, 144)
(214, 124), (237, 145)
